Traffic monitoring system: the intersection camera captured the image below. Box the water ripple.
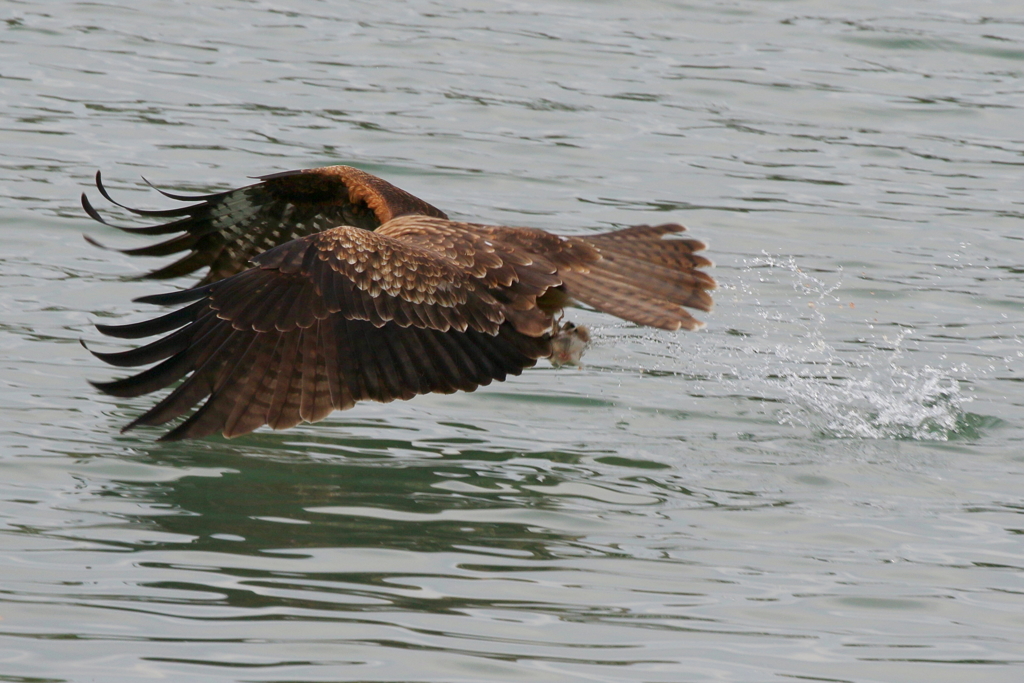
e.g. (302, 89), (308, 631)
(4, 1), (1024, 681)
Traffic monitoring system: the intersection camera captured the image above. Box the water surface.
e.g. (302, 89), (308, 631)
(2, 1), (1024, 681)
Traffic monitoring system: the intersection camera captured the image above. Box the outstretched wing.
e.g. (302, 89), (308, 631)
(82, 165), (448, 284)
(89, 220), (558, 441)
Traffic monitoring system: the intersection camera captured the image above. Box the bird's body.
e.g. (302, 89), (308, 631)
(85, 165), (715, 440)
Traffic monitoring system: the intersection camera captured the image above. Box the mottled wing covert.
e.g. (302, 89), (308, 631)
(88, 222), (555, 441)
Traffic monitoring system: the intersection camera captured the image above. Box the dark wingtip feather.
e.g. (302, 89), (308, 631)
(141, 175), (228, 202)
(92, 170), (212, 218)
(95, 169), (121, 208)
(89, 376), (144, 398)
(116, 233), (201, 258)
(82, 191), (113, 227)
(134, 249), (218, 281)
(85, 178), (192, 235)
(83, 233), (109, 250)
(80, 338), (140, 366)
(133, 283), (214, 306)
(155, 422), (199, 442)
(95, 300), (203, 339)
(89, 373), (166, 400)
(254, 168), (304, 182)
(86, 343), (164, 368)
(120, 411), (147, 435)
(88, 377), (116, 393)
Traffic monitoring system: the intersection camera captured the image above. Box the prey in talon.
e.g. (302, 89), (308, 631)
(550, 322), (591, 368)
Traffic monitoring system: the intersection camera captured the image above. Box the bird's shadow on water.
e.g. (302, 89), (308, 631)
(40, 433), (595, 620)
(71, 420), (642, 563)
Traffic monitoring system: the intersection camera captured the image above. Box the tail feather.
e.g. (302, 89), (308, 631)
(591, 239), (714, 270)
(587, 223), (714, 271)
(559, 223), (715, 331)
(585, 253), (715, 310)
(587, 223), (686, 240)
(559, 271), (702, 331)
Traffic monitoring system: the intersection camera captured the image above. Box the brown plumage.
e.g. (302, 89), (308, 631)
(85, 165), (715, 440)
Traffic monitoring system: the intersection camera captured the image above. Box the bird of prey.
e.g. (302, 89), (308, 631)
(84, 165), (715, 441)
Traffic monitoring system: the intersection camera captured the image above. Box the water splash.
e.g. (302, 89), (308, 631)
(749, 256), (976, 440)
(593, 254), (978, 441)
(634, 252), (978, 444)
(774, 358), (970, 441)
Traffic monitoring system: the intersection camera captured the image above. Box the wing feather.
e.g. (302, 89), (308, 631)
(122, 327), (240, 430)
(83, 165), (448, 284)
(223, 331), (284, 437)
(161, 332), (266, 441)
(265, 328), (303, 431)
(317, 319), (350, 412)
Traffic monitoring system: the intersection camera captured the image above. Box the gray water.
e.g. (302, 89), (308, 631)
(3, 1), (1024, 681)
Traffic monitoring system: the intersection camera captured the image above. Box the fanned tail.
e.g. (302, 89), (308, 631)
(562, 223), (716, 331)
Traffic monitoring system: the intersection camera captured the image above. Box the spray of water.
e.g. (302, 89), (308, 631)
(598, 253), (974, 440)
(594, 253), (978, 440)
(734, 255), (974, 441)
(773, 344), (970, 441)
